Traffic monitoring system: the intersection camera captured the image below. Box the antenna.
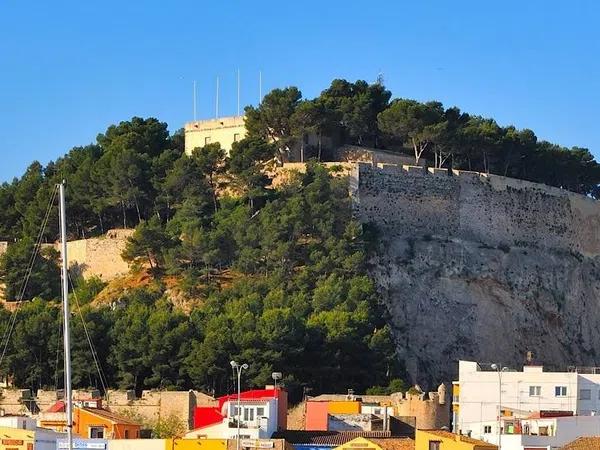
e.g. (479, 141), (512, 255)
(193, 80), (197, 121)
(259, 70), (262, 105)
(237, 68), (240, 116)
(215, 76), (220, 119)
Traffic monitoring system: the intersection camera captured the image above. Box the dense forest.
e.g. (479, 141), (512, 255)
(0, 79), (597, 398)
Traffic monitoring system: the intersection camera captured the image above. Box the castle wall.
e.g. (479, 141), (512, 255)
(56, 229), (133, 281)
(106, 389), (217, 430)
(391, 386), (449, 430)
(353, 164), (600, 257)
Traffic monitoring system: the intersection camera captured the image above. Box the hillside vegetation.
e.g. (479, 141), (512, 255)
(0, 79), (597, 397)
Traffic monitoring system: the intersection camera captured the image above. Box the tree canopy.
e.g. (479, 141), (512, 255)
(0, 78), (598, 399)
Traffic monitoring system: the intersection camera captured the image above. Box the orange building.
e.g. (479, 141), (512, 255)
(39, 403), (141, 439)
(305, 400), (362, 431)
(74, 407), (141, 439)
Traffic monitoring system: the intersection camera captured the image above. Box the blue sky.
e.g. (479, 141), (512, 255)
(0, 0), (598, 182)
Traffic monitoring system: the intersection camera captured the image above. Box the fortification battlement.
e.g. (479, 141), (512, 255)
(352, 163), (600, 257)
(365, 162), (598, 204)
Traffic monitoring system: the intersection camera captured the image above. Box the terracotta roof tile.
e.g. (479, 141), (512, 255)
(561, 437), (600, 450)
(420, 430), (496, 447)
(369, 438), (415, 450)
(272, 431), (393, 445)
(80, 407), (140, 426)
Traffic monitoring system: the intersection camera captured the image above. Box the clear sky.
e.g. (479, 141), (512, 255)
(0, 0), (598, 182)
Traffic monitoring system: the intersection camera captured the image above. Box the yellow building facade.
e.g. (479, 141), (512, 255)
(0, 425), (65, 450)
(327, 401), (361, 414)
(333, 437), (383, 450)
(416, 430), (497, 450)
(184, 116), (246, 156)
(165, 438), (227, 450)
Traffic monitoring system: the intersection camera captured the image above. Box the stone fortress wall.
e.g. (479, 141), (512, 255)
(0, 388), (216, 430)
(57, 229), (133, 281)
(351, 163), (600, 257)
(0, 230), (132, 301)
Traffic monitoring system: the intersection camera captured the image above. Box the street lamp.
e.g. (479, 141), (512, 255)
(230, 360), (249, 450)
(491, 364), (509, 450)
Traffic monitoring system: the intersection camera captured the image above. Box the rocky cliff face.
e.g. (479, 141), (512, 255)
(352, 163), (600, 386)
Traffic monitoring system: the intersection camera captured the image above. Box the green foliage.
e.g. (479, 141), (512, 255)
(122, 217), (175, 270)
(0, 78), (598, 398)
(0, 238), (61, 301)
(151, 413), (187, 438)
(366, 378), (408, 395)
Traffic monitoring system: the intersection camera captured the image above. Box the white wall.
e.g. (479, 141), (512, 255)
(457, 361), (580, 438)
(36, 428), (67, 450)
(107, 438), (166, 450)
(0, 416), (36, 429)
(474, 412), (600, 450)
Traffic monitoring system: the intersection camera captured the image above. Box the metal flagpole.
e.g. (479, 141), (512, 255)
(59, 182), (73, 450)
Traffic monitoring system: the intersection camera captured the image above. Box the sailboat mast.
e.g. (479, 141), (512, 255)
(59, 182), (73, 450)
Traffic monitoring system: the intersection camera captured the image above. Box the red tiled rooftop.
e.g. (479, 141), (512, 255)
(272, 431), (393, 445)
(561, 436), (600, 450)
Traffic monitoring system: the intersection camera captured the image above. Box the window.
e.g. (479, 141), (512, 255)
(374, 408), (382, 415)
(484, 425), (492, 434)
(555, 386), (567, 397)
(89, 426), (104, 439)
(231, 405), (240, 417)
(205, 136), (211, 145)
(243, 408), (255, 421)
(234, 133), (240, 142)
(256, 407), (265, 417)
(580, 389), (592, 400)
(529, 386), (541, 396)
(429, 441), (441, 450)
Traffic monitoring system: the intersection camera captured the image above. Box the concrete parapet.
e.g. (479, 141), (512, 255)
(402, 165), (426, 173)
(451, 169), (479, 179)
(427, 168), (448, 177)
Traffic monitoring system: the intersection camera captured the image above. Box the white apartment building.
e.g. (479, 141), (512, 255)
(454, 360), (600, 439)
(475, 415), (600, 450)
(184, 397), (279, 440)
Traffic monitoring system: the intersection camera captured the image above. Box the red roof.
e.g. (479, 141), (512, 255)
(527, 410), (574, 419)
(217, 388), (278, 409)
(47, 401), (65, 412)
(194, 388), (281, 429)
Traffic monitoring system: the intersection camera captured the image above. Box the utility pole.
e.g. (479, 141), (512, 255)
(491, 364), (508, 450)
(230, 361), (249, 450)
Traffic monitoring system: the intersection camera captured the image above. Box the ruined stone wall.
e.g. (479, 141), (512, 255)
(353, 164), (600, 257)
(106, 389), (217, 430)
(332, 145), (423, 166)
(55, 229), (134, 281)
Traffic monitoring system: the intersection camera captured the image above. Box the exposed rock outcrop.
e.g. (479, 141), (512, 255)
(352, 163), (600, 385)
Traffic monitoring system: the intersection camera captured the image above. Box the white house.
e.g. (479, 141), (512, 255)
(0, 415), (37, 429)
(186, 395), (280, 440)
(473, 414), (600, 450)
(454, 360), (600, 439)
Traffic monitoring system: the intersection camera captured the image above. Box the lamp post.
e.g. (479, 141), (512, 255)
(491, 364), (508, 450)
(230, 360), (249, 450)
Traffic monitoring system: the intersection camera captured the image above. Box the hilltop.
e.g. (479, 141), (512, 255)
(0, 78), (599, 398)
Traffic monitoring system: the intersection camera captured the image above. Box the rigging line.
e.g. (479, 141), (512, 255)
(0, 184), (58, 342)
(17, 184), (59, 302)
(67, 272), (109, 395)
(0, 184), (59, 370)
